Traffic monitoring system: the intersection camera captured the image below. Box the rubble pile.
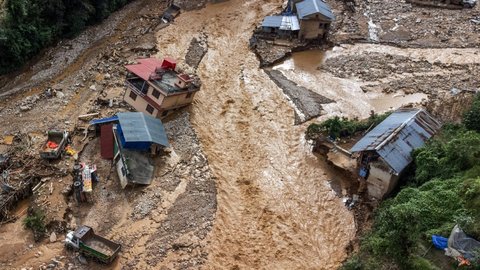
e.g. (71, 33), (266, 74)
(321, 49), (480, 95)
(331, 0), (480, 48)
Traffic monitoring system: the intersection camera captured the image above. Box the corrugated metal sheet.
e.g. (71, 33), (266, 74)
(262, 16), (300, 31)
(125, 58), (164, 81)
(296, 0), (335, 20)
(262, 16), (283, 28)
(117, 112), (170, 148)
(351, 108), (441, 174)
(100, 124), (114, 159)
(89, 115), (119, 125)
(281, 16), (300, 30)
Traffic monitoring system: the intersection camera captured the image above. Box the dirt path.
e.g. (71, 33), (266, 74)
(155, 1), (356, 269)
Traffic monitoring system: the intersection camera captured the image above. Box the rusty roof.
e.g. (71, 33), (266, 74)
(350, 108), (441, 174)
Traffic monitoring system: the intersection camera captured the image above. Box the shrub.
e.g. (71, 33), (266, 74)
(23, 209), (46, 241)
(463, 94), (480, 132)
(306, 112), (391, 140)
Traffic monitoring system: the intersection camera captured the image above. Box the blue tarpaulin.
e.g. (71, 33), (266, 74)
(432, 235), (448, 250)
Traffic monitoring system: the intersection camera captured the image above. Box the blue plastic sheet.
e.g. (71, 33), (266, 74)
(432, 235), (448, 250)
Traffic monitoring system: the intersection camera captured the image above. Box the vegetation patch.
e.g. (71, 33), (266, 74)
(306, 112), (391, 140)
(0, 0), (131, 74)
(23, 208), (46, 241)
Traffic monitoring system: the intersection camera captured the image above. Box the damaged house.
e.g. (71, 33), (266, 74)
(350, 109), (441, 199)
(260, 0), (334, 40)
(124, 57), (200, 118)
(91, 112), (170, 189)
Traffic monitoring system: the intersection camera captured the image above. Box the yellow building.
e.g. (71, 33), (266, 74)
(123, 58), (200, 118)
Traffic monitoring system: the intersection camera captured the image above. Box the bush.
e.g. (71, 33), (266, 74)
(413, 129), (480, 186)
(463, 94), (480, 132)
(306, 112), (391, 140)
(23, 209), (46, 241)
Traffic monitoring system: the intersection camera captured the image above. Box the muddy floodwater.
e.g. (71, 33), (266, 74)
(156, 1), (355, 269)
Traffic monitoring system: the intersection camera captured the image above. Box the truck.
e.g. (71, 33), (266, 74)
(406, 0), (476, 8)
(65, 225), (121, 264)
(39, 130), (69, 159)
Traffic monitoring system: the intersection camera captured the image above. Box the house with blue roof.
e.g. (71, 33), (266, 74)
(350, 108), (441, 198)
(91, 112), (170, 188)
(260, 0), (334, 41)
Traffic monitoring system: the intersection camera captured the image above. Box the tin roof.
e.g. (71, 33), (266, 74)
(117, 112), (169, 147)
(350, 109), (441, 174)
(125, 58), (164, 81)
(262, 15), (300, 31)
(296, 0), (335, 21)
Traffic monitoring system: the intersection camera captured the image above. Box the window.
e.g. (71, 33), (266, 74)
(129, 91), (137, 101)
(146, 104), (155, 114)
(186, 92), (193, 99)
(152, 89), (161, 99)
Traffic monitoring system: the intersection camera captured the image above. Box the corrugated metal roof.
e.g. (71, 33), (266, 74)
(281, 16), (300, 30)
(125, 58), (164, 81)
(296, 0), (335, 20)
(262, 16), (283, 28)
(262, 16), (300, 31)
(117, 112), (169, 147)
(351, 108), (441, 174)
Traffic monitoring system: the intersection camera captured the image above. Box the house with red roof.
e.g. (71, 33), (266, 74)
(123, 57), (200, 118)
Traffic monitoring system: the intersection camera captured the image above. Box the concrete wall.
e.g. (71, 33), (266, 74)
(161, 92), (196, 110)
(366, 161), (399, 199)
(124, 88), (160, 117)
(125, 84), (197, 118)
(299, 19), (328, 40)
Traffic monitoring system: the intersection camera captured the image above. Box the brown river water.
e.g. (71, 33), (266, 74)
(155, 1), (355, 269)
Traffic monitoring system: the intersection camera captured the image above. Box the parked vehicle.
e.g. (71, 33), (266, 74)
(65, 225), (121, 264)
(39, 130), (69, 159)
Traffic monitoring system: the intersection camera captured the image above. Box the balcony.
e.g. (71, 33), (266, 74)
(125, 78), (148, 97)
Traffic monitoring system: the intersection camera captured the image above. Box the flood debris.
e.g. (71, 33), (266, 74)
(406, 0), (477, 9)
(161, 4), (181, 23)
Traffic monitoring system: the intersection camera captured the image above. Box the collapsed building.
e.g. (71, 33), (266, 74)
(350, 109), (441, 199)
(91, 112), (170, 188)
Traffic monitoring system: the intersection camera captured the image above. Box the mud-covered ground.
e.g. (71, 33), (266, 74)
(0, 0), (479, 269)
